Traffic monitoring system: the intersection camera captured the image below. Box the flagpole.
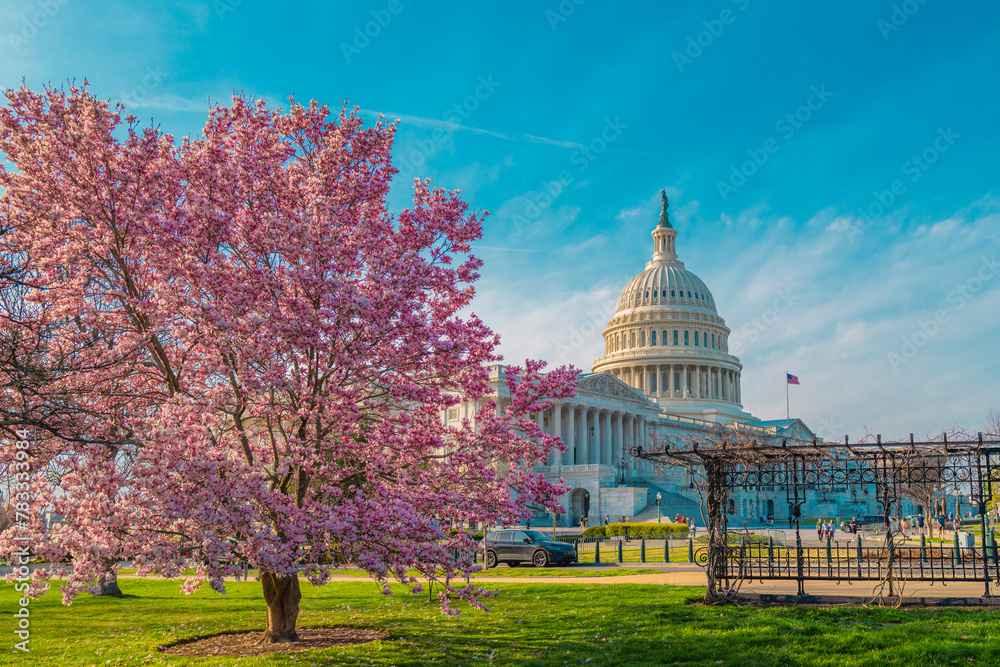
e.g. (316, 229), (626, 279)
(786, 372), (789, 419)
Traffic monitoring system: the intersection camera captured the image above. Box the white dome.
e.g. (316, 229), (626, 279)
(591, 192), (749, 423)
(615, 263), (717, 314)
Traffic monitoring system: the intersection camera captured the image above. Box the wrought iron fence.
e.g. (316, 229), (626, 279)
(564, 534), (694, 564)
(711, 538), (1000, 589)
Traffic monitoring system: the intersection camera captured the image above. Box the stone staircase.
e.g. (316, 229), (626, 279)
(630, 481), (702, 523)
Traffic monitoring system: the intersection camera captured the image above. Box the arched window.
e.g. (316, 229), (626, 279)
(711, 333), (715, 348)
(671, 289), (676, 297)
(673, 330), (678, 345)
(684, 331), (689, 346)
(631, 332), (636, 347)
(640, 331), (646, 346)
(644, 291), (649, 299)
(651, 330), (657, 346)
(653, 290), (658, 298)
(694, 331), (699, 346)
(673, 371), (680, 393)
(662, 330), (668, 346)
(650, 373), (657, 393)
(687, 291), (692, 298)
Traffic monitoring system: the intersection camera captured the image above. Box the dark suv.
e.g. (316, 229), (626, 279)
(480, 530), (578, 568)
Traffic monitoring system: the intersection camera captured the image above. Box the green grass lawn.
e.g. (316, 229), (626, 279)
(117, 566), (666, 578)
(4, 578), (1000, 666)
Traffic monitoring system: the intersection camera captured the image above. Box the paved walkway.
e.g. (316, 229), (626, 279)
(11, 560), (1000, 603)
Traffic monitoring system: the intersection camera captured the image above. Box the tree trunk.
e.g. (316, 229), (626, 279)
(92, 562), (123, 597)
(260, 572), (301, 643)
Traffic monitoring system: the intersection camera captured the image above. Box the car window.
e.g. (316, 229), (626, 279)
(495, 531), (512, 542)
(523, 530), (552, 542)
(512, 531), (529, 542)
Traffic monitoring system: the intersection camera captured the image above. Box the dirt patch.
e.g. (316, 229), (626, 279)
(160, 626), (388, 658)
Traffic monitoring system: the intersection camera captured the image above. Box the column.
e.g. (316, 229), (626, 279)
(694, 365), (701, 398)
(550, 403), (562, 465)
(586, 408), (595, 464)
(564, 404), (575, 465)
(577, 406), (586, 464)
(614, 412), (623, 464)
(623, 414), (631, 454)
(590, 408), (601, 463)
(666, 364), (673, 396)
(634, 420), (645, 472)
(736, 374), (741, 404)
(656, 364), (662, 399)
(599, 411), (608, 465)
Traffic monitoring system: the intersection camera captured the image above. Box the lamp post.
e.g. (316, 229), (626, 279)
(656, 492), (662, 523)
(954, 488), (962, 529)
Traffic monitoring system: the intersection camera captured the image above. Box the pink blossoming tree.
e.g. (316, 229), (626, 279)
(0, 83), (576, 643)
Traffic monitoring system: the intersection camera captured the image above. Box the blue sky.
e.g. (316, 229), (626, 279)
(2, 0), (998, 439)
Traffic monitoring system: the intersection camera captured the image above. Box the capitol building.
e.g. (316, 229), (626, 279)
(456, 194), (876, 526)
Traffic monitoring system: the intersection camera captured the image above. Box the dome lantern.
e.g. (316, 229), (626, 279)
(651, 191), (678, 262)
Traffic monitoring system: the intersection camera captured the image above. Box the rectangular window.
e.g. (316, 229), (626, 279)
(448, 408), (459, 421)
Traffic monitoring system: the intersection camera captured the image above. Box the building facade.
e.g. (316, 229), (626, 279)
(451, 193), (880, 526)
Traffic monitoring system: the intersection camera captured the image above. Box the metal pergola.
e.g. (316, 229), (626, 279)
(633, 432), (1000, 601)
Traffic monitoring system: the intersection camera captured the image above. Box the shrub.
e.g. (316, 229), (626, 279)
(604, 522), (689, 538)
(581, 526), (606, 537)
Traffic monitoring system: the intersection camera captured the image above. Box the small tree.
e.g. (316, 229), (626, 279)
(0, 83), (576, 642)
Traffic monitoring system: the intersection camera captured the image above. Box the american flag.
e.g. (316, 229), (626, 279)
(786, 373), (800, 385)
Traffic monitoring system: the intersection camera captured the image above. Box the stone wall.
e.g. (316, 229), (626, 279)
(599, 487), (648, 522)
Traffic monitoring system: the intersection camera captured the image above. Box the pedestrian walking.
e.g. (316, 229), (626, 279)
(817, 519), (824, 541)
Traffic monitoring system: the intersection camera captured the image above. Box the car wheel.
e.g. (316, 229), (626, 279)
(533, 550), (549, 568)
(508, 561), (519, 568)
(485, 550), (498, 569)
